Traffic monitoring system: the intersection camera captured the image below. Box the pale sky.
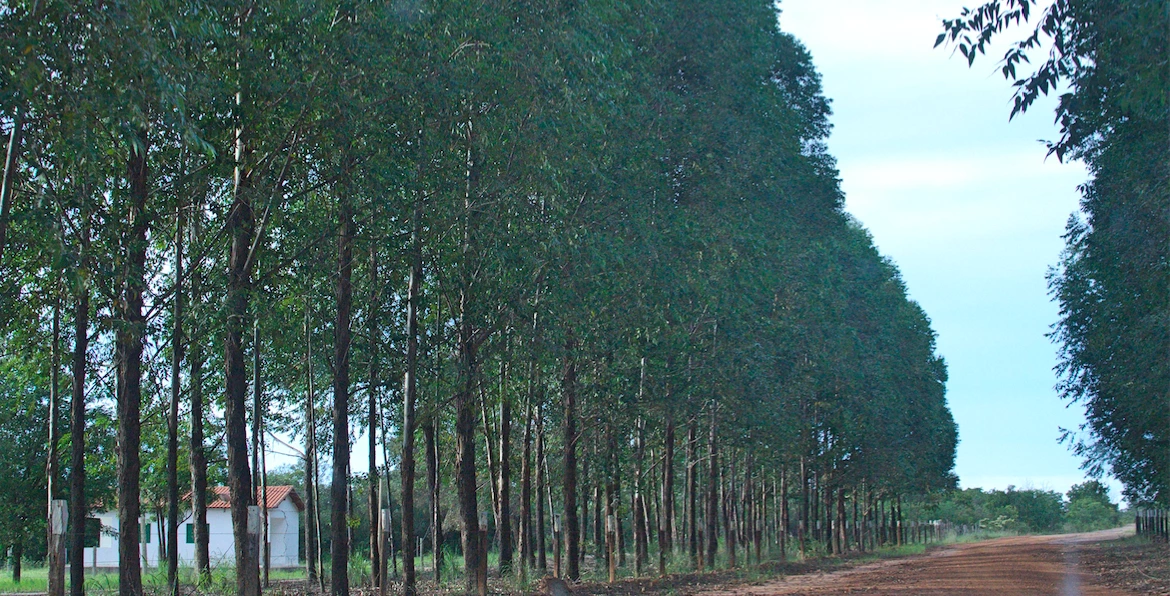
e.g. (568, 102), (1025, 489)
(780, 0), (1122, 502)
(269, 0), (1121, 505)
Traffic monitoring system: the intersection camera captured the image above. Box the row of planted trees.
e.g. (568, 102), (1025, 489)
(0, 0), (957, 594)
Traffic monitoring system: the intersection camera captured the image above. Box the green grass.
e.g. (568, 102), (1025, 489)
(0, 566), (48, 593)
(0, 536), (965, 595)
(0, 565), (311, 594)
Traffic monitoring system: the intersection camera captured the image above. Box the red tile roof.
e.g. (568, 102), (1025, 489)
(206, 485), (305, 512)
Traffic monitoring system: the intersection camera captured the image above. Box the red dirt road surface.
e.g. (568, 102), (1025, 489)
(702, 528), (1146, 596)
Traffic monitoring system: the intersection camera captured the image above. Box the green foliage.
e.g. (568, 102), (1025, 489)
(0, 355), (49, 563)
(0, 0), (961, 584)
(1063, 480), (1121, 532)
(939, 0), (1169, 507)
(923, 484), (1126, 535)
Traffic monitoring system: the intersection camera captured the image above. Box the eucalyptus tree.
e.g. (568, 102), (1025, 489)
(938, 0), (1168, 506)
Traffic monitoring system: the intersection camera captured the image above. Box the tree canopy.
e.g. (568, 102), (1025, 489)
(0, 0), (958, 591)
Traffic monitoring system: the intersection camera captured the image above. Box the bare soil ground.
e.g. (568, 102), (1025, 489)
(1077, 531), (1170, 595)
(691, 527), (1163, 596)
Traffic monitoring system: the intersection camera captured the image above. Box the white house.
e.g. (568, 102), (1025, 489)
(79, 486), (303, 570)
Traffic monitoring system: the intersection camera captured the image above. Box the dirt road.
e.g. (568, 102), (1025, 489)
(702, 528), (1142, 596)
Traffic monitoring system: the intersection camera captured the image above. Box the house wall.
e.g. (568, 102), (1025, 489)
(80, 506), (300, 569)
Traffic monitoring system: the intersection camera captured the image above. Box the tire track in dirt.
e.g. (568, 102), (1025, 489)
(697, 528), (1137, 596)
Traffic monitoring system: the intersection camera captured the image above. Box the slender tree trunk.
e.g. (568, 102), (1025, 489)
(454, 333), (480, 591)
(519, 393), (534, 572)
(47, 291), (63, 596)
(167, 210), (184, 596)
(260, 413), (269, 587)
(895, 494), (903, 546)
(534, 406), (547, 572)
(423, 420), (442, 583)
(686, 420), (697, 566)
(498, 361), (514, 573)
(593, 480), (603, 563)
(400, 202), (421, 594)
(662, 414), (675, 554)
(798, 458), (808, 555)
(331, 191), (355, 596)
(191, 335), (210, 580)
(369, 242), (383, 590)
(705, 410), (718, 570)
(454, 113), (484, 591)
(187, 213), (210, 582)
(225, 67), (258, 594)
(253, 321), (270, 584)
(633, 416), (648, 574)
(779, 470), (788, 560)
(562, 332), (580, 581)
(116, 128), (149, 596)
(837, 488), (847, 553)
(724, 456), (735, 568)
(0, 109), (22, 267)
(604, 429), (616, 571)
(481, 392), (501, 530)
(69, 233), (89, 596)
(304, 305), (319, 584)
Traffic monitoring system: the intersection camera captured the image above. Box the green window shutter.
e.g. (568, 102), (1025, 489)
(142, 523), (151, 543)
(186, 523), (195, 544)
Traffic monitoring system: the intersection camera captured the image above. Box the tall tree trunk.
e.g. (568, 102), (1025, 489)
(704, 409), (718, 570)
(497, 360), (514, 573)
(259, 403), (269, 587)
(331, 192), (355, 596)
(724, 455), (735, 568)
(519, 393), (534, 573)
(633, 416), (648, 574)
(662, 414), (675, 554)
(605, 431), (616, 572)
(823, 479), (833, 553)
(400, 201), (421, 595)
(837, 488), (847, 553)
(188, 325), (210, 576)
(581, 453), (590, 559)
(895, 494), (903, 546)
(798, 458), (807, 555)
(303, 305), (319, 584)
(686, 419), (697, 566)
(454, 331), (480, 591)
(167, 210), (184, 596)
(454, 112), (484, 591)
(779, 470), (788, 560)
(534, 406), (547, 572)
(188, 213), (210, 582)
(481, 392), (501, 530)
(593, 481), (603, 563)
(47, 290), (63, 596)
(68, 231), (89, 596)
(369, 241), (383, 590)
(0, 109), (22, 267)
(253, 321), (270, 583)
(423, 420), (442, 583)
(225, 67), (258, 596)
(116, 128), (149, 596)
(562, 332), (580, 581)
